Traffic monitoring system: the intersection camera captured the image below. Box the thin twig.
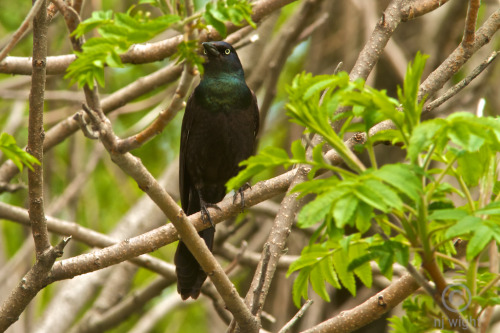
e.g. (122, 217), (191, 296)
(0, 0), (46, 63)
(0, 182), (26, 193)
(251, 243), (271, 316)
(225, 241), (249, 275)
(419, 7), (500, 100)
(401, 0), (451, 21)
(278, 299), (313, 333)
(424, 51), (499, 112)
(114, 63), (194, 153)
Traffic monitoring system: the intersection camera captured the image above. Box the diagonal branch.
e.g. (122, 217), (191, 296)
(78, 98), (260, 331)
(301, 274), (420, 333)
(114, 64), (194, 153)
(0, 0), (298, 75)
(424, 50), (499, 112)
(419, 7), (500, 100)
(0, 0), (46, 63)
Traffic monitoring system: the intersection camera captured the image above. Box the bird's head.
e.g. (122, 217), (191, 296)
(201, 41), (244, 78)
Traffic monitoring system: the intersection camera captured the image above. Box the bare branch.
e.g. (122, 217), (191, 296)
(0, 0), (298, 75)
(419, 8), (500, 100)
(28, 0), (50, 257)
(401, 0), (451, 21)
(114, 62), (194, 153)
(0, 0), (45, 63)
(462, 0), (481, 48)
(278, 299), (313, 333)
(424, 51), (499, 112)
(301, 274), (420, 333)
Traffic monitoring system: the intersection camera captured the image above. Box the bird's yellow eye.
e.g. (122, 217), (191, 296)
(224, 49), (231, 55)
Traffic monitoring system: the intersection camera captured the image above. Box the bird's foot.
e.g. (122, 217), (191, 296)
(200, 202), (221, 229)
(233, 182), (251, 212)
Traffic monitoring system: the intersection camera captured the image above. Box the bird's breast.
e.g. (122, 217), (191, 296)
(186, 105), (255, 186)
(195, 78), (252, 112)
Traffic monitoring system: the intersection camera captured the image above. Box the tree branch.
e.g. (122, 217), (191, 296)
(462, 0), (481, 49)
(401, 0), (451, 21)
(301, 274), (420, 333)
(424, 50), (499, 112)
(419, 8), (500, 101)
(0, 0), (298, 75)
(28, 0), (50, 257)
(0, 0), (46, 63)
(113, 63), (194, 152)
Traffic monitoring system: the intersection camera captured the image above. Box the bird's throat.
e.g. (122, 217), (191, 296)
(195, 75), (252, 112)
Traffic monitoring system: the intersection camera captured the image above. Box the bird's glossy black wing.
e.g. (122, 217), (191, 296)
(251, 89), (260, 141)
(179, 92), (196, 212)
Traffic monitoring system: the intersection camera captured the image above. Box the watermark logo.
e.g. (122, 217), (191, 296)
(442, 283), (472, 313)
(434, 284), (477, 330)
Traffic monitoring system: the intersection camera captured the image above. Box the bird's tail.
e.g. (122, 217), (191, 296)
(174, 227), (215, 300)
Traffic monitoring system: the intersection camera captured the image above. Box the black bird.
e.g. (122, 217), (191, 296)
(175, 41), (259, 300)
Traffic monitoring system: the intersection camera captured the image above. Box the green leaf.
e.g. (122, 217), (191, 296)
(292, 177), (339, 197)
(355, 200), (373, 233)
(0, 133), (40, 172)
(303, 78), (338, 100)
(321, 255), (341, 289)
(72, 10), (113, 38)
(476, 201), (500, 216)
(457, 147), (490, 187)
(354, 181), (392, 212)
(66, 11), (180, 88)
(332, 249), (356, 296)
(408, 119), (447, 163)
(448, 122), (485, 152)
(373, 163), (421, 202)
(226, 146), (294, 191)
(292, 267), (311, 307)
(370, 129), (405, 146)
(445, 215), (482, 239)
(297, 189), (344, 228)
(333, 194), (358, 228)
(287, 249), (331, 274)
(204, 4), (227, 37)
(466, 225), (492, 260)
(397, 51), (428, 131)
(170, 40), (205, 75)
(428, 208), (468, 221)
(310, 263), (331, 302)
(349, 242), (372, 288)
(203, 0), (255, 38)
(290, 139), (306, 162)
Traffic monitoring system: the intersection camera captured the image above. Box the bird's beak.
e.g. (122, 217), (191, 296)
(202, 42), (220, 57)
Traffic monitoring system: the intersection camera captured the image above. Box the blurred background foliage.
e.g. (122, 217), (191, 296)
(1, 0), (500, 332)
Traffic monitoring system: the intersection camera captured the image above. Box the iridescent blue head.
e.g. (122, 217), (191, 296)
(201, 41), (244, 78)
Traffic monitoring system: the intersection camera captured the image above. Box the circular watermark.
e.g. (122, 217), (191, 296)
(442, 284), (471, 313)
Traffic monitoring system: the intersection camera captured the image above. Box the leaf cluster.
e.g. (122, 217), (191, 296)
(66, 10), (180, 88)
(0, 133), (40, 172)
(203, 0), (256, 38)
(229, 51), (500, 318)
(65, 0), (257, 88)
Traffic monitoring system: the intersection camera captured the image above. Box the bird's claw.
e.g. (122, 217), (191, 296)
(233, 182), (251, 212)
(201, 202), (221, 229)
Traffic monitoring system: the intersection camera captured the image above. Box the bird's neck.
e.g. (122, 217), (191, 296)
(195, 73), (252, 111)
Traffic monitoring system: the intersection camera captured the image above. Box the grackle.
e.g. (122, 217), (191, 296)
(174, 41), (259, 300)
